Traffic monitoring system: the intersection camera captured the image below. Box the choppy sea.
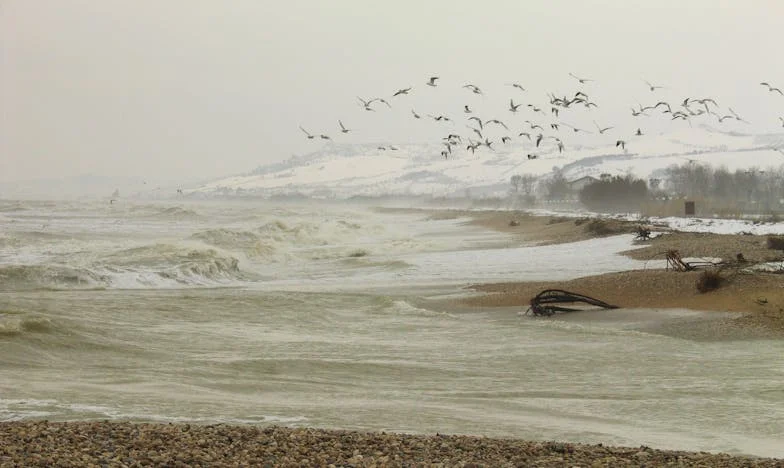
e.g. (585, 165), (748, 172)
(1, 199), (782, 457)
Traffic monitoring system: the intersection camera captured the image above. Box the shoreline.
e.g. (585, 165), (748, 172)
(438, 208), (784, 337)
(6, 208), (784, 464)
(2, 422), (781, 466)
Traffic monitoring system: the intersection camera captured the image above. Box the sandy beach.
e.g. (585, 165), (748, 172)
(452, 209), (784, 336)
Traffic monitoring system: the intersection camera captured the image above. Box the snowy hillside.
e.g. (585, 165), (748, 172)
(193, 127), (784, 198)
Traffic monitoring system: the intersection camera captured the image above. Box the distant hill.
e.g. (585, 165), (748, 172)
(192, 126), (784, 199)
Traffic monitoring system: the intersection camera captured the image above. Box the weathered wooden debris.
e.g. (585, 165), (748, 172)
(527, 289), (619, 316)
(665, 249), (721, 271)
(634, 226), (652, 241)
(665, 249), (693, 271)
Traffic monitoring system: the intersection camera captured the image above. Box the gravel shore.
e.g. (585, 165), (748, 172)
(2, 422), (782, 467)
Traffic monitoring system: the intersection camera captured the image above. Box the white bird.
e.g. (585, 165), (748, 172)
(299, 126), (315, 139)
(411, 109), (421, 119)
(569, 72), (594, 84)
(463, 84), (483, 95)
(374, 97), (392, 108)
(644, 80), (665, 91)
(357, 97), (376, 111)
(426, 76), (439, 87)
(339, 120), (350, 133)
(319, 134), (331, 140)
(509, 99), (522, 113)
(464, 105), (472, 114)
(393, 87), (412, 97)
(616, 140), (626, 150)
(486, 119), (508, 130)
(594, 121), (614, 134)
(508, 83), (526, 92)
(761, 82), (784, 95)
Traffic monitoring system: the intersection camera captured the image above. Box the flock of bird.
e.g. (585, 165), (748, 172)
(298, 75), (784, 161)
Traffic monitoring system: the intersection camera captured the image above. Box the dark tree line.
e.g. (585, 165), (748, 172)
(578, 175), (648, 212)
(664, 163), (784, 210)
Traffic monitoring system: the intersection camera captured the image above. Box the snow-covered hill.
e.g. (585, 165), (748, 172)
(193, 127), (784, 198)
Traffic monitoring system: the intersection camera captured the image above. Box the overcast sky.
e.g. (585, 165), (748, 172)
(2, 1), (784, 184)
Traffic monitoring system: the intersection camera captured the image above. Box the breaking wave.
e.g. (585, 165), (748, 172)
(189, 219), (385, 261)
(0, 265), (110, 291)
(0, 244), (252, 290)
(0, 313), (55, 336)
(127, 204), (202, 220)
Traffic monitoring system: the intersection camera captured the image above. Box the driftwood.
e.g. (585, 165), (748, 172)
(527, 289), (619, 316)
(634, 226), (652, 241)
(665, 249), (722, 271)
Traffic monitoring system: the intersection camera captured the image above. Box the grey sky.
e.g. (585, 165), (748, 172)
(2, 0), (784, 183)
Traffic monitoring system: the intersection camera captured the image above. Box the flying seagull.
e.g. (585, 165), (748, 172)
(299, 126), (315, 139)
(463, 84), (483, 95)
(644, 80), (665, 91)
(508, 82), (526, 92)
(464, 105), (472, 113)
(411, 109), (421, 119)
(616, 140), (626, 150)
(509, 99), (522, 113)
(594, 121), (614, 134)
(486, 119), (509, 130)
(426, 76), (439, 87)
(761, 82), (784, 95)
(339, 120), (350, 133)
(393, 87), (412, 97)
(374, 97), (392, 108)
(319, 134), (331, 140)
(569, 72), (593, 84)
(357, 96), (376, 111)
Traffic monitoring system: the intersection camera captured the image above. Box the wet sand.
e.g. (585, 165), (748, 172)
(451, 209), (784, 337)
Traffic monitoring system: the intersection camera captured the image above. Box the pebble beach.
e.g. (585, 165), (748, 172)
(2, 421), (782, 467)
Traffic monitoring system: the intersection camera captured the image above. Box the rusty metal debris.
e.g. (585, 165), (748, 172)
(526, 289), (619, 316)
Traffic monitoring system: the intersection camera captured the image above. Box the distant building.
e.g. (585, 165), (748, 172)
(567, 175), (599, 192)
